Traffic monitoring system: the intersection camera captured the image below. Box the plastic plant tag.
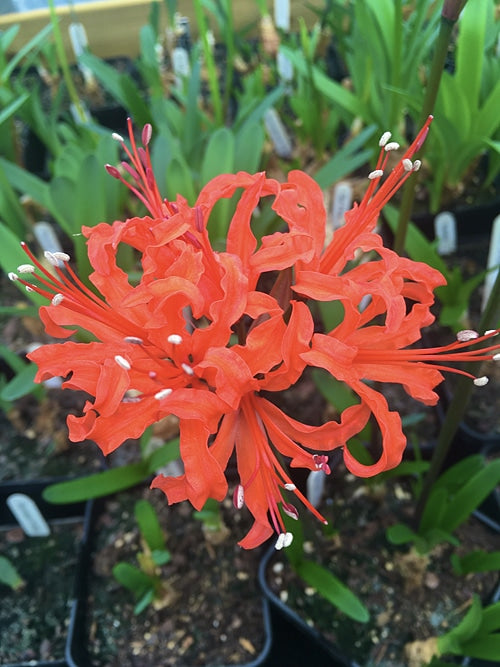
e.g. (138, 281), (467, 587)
(7, 494), (50, 537)
(331, 181), (353, 230)
(33, 221), (64, 256)
(482, 214), (500, 312)
(264, 108), (293, 159)
(172, 47), (190, 81)
(68, 22), (88, 58)
(274, 0), (290, 30)
(434, 211), (457, 255)
(277, 51), (293, 82)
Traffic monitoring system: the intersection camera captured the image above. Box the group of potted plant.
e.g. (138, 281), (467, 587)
(1, 1), (499, 666)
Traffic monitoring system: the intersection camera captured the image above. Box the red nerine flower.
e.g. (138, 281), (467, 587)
(11, 117), (500, 549)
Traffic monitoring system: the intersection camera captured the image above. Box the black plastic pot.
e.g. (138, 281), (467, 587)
(65, 491), (274, 667)
(0, 479), (94, 667)
(258, 475), (500, 667)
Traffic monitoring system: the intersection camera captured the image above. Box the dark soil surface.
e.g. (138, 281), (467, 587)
(0, 518), (84, 664)
(85, 486), (269, 667)
(265, 471), (500, 667)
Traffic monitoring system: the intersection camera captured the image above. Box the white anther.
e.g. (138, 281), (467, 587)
(473, 376), (489, 387)
(26, 285), (34, 292)
(384, 141), (400, 152)
(412, 159), (421, 172)
(233, 484), (244, 509)
(485, 330), (499, 336)
(284, 483), (296, 491)
(52, 251), (70, 263)
(44, 251), (59, 266)
(275, 533), (286, 550)
(182, 363), (194, 376)
(493, 354), (500, 361)
(8, 272), (18, 281)
(283, 532), (293, 547)
(51, 293), (64, 305)
(114, 355), (131, 370)
(124, 336), (144, 344)
(154, 388), (173, 400)
(112, 132), (124, 142)
(378, 131), (392, 147)
(368, 169), (384, 180)
(17, 264), (35, 273)
(457, 330), (479, 342)
(402, 158), (413, 172)
(168, 334), (183, 345)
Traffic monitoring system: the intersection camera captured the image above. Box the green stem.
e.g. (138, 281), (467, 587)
(389, 0), (403, 130)
(193, 0), (223, 126)
(415, 267), (500, 524)
(47, 0), (87, 124)
(393, 1), (469, 255)
(222, 0), (235, 123)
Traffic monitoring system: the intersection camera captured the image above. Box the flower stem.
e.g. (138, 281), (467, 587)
(47, 0), (87, 124)
(393, 1), (469, 255)
(193, 0), (223, 126)
(415, 267), (500, 524)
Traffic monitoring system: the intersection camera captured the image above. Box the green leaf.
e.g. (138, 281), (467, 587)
(386, 523), (418, 546)
(312, 368), (357, 412)
(295, 559), (369, 623)
(146, 438), (180, 474)
(438, 596), (483, 655)
(134, 588), (155, 615)
(439, 460), (500, 533)
(0, 363), (37, 401)
(134, 500), (166, 553)
(459, 635), (500, 661)
(112, 562), (153, 597)
(166, 155), (196, 205)
(42, 463), (149, 503)
(233, 122), (265, 175)
(477, 600), (500, 636)
(452, 550), (500, 575)
(0, 555), (24, 591)
(313, 126), (376, 189)
(151, 549), (171, 566)
(0, 223), (46, 306)
(201, 127), (235, 187)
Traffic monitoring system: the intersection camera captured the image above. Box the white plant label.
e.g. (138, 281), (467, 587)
(331, 181), (353, 230)
(274, 0), (290, 31)
(276, 50), (293, 82)
(434, 211), (457, 255)
(264, 108), (293, 159)
(172, 47), (190, 80)
(7, 494), (50, 537)
(482, 214), (500, 312)
(68, 22), (88, 58)
(33, 221), (64, 256)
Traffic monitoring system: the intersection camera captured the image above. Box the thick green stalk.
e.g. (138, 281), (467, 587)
(222, 0), (235, 122)
(47, 0), (87, 124)
(389, 0), (403, 130)
(415, 268), (500, 523)
(393, 1), (469, 255)
(193, 0), (223, 126)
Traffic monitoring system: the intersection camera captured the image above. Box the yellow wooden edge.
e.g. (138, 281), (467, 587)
(0, 0), (323, 61)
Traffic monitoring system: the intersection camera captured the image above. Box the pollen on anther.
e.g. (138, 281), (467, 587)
(379, 131), (391, 147)
(368, 169), (384, 180)
(485, 330), (499, 336)
(124, 336), (144, 345)
(168, 334), (183, 345)
(412, 160), (422, 172)
(182, 363), (194, 376)
(112, 132), (125, 142)
(233, 484), (244, 509)
(473, 376), (489, 387)
(52, 252), (70, 263)
(154, 388), (173, 400)
(457, 330), (479, 342)
(384, 141), (400, 152)
(284, 483), (296, 491)
(493, 354), (500, 361)
(402, 159), (413, 172)
(114, 355), (131, 370)
(51, 293), (64, 306)
(44, 251), (60, 266)
(8, 272), (18, 281)
(17, 264), (35, 273)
